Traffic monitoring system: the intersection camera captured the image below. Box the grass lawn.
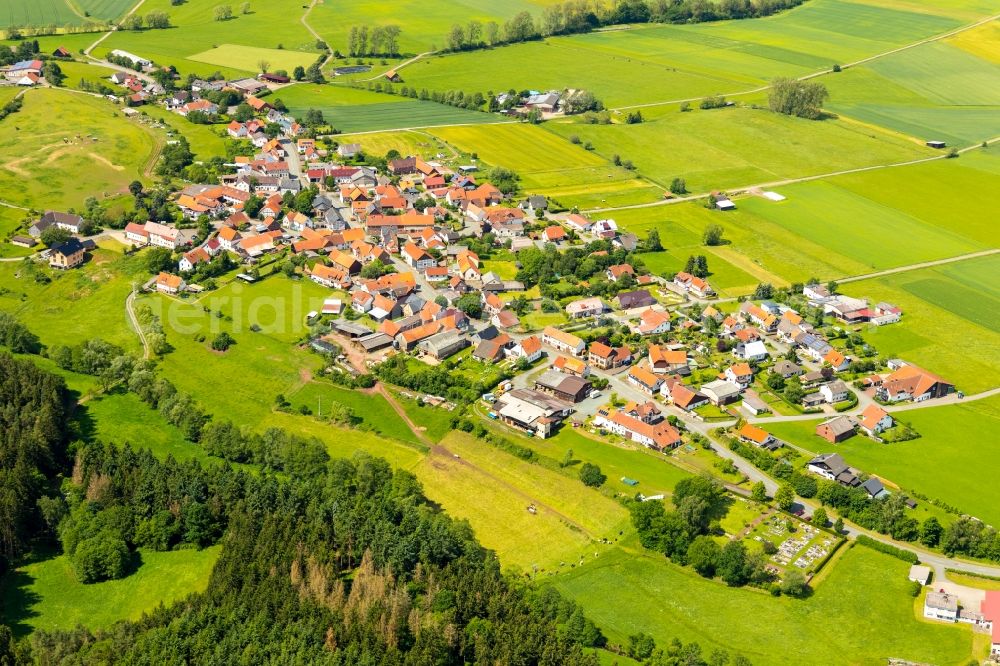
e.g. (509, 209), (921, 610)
(0, 206), (33, 258)
(546, 105), (930, 195)
(0, 88), (159, 210)
(429, 123), (659, 209)
(1, 546), (220, 636)
(77, 390), (214, 464)
(278, 83), (505, 133)
(768, 396), (1000, 528)
(945, 571), (1000, 591)
(553, 542), (974, 665)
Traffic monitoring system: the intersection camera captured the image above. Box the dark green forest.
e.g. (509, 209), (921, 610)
(0, 353), (603, 664)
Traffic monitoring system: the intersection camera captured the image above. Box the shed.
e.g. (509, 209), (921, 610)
(908, 564), (932, 585)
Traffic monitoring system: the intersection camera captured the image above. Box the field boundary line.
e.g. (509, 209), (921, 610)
(836, 249), (1000, 285)
(585, 135), (999, 214)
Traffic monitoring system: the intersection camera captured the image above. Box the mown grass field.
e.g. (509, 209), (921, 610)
(330, 129), (449, 160)
(554, 542), (974, 665)
(826, 41), (1000, 146)
(0, 88), (157, 210)
(768, 396), (1000, 529)
(189, 44), (318, 73)
(94, 0), (320, 78)
(1, 547), (220, 636)
(547, 105), (930, 194)
(277, 83), (505, 133)
(430, 123), (659, 209)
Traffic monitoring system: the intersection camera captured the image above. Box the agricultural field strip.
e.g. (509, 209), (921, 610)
(612, 9), (1000, 110)
(585, 135), (1000, 214)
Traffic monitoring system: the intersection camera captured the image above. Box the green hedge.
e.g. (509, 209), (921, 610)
(856, 535), (919, 564)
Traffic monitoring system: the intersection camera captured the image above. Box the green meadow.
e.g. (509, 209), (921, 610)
(135, 104), (230, 161)
(79, 390), (214, 463)
(329, 129), (449, 160)
(827, 41), (1000, 146)
(308, 0), (564, 55)
(430, 123), (659, 208)
(288, 381), (425, 447)
(546, 105), (930, 194)
(613, 149), (1000, 296)
(278, 83), (505, 133)
(767, 396), (1000, 528)
(1, 547), (220, 636)
(0, 88), (158, 210)
(94, 0), (320, 78)
(399, 0), (975, 108)
(839, 253), (1000, 393)
(1, 0), (133, 28)
(554, 542), (974, 665)
(418, 431), (632, 572)
(0, 248), (145, 353)
(189, 44), (318, 73)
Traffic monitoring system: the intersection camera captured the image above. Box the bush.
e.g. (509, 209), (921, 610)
(579, 462), (606, 487)
(73, 532), (130, 583)
(211, 331), (235, 351)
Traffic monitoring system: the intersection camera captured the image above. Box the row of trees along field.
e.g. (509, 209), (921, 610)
(0, 350), (608, 664)
(441, 0), (808, 52)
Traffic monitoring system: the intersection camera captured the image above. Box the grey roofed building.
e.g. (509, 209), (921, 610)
(481, 280), (525, 293)
(614, 233), (639, 252)
(772, 360), (803, 378)
(700, 379), (742, 405)
(617, 290), (656, 310)
(820, 415), (856, 437)
(740, 390), (770, 416)
(534, 370), (591, 403)
(331, 319), (371, 338)
(357, 332), (393, 352)
(522, 195), (547, 210)
(481, 271), (502, 285)
(417, 331), (469, 360)
(808, 452), (849, 475)
(279, 177), (302, 193)
(337, 143), (361, 158)
(473, 324), (501, 341)
(312, 194), (333, 211)
(861, 477), (889, 499)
